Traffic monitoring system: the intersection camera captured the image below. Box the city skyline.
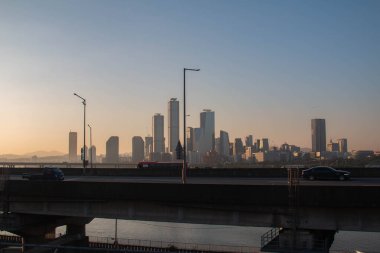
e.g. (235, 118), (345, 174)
(0, 0), (379, 154)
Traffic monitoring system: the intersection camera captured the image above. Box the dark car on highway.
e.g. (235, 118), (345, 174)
(302, 166), (351, 181)
(23, 167), (64, 181)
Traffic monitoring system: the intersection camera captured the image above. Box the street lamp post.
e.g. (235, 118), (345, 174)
(183, 68), (200, 184)
(88, 124), (93, 169)
(73, 93), (87, 175)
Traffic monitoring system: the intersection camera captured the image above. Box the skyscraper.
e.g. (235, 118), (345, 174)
(261, 138), (269, 152)
(219, 130), (230, 157)
(186, 127), (194, 152)
(200, 109), (215, 154)
(132, 136), (145, 162)
(145, 136), (153, 159)
(89, 145), (96, 163)
(327, 139), (339, 152)
(311, 119), (326, 152)
(192, 127), (203, 152)
(255, 139), (261, 152)
(233, 138), (244, 161)
(245, 135), (253, 147)
(105, 136), (119, 163)
(168, 98), (179, 153)
(153, 113), (164, 153)
(215, 138), (221, 156)
(338, 138), (348, 153)
(68, 131), (77, 162)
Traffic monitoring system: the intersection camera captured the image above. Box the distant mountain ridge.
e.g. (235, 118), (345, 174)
(0, 151), (65, 159)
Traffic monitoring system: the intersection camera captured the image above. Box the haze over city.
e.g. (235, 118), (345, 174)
(0, 0), (379, 155)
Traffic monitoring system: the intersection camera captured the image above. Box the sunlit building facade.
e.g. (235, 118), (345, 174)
(338, 138), (348, 153)
(145, 136), (153, 159)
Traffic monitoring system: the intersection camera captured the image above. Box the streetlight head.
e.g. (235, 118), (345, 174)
(185, 68), (200, 72)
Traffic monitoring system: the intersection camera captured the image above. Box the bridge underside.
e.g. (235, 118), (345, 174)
(6, 199), (380, 232)
(3, 179), (380, 252)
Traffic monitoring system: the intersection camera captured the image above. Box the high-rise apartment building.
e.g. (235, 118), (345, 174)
(327, 139), (339, 152)
(145, 136), (153, 159)
(245, 135), (253, 147)
(186, 127), (194, 152)
(132, 136), (145, 162)
(69, 131), (77, 162)
(215, 138), (221, 156)
(192, 127), (203, 152)
(89, 145), (96, 163)
(338, 138), (348, 153)
(261, 138), (269, 152)
(311, 119), (326, 152)
(105, 136), (119, 163)
(153, 113), (165, 153)
(168, 98), (179, 153)
(233, 138), (244, 161)
(219, 130), (230, 157)
(255, 139), (261, 152)
(200, 109), (215, 154)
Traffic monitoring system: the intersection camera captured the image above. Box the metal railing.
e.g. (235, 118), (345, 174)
(0, 232), (379, 253)
(88, 236), (259, 253)
(0, 162), (138, 169)
(0, 233), (260, 253)
(261, 227), (281, 249)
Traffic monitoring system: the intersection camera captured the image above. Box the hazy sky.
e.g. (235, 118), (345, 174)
(0, 0), (379, 155)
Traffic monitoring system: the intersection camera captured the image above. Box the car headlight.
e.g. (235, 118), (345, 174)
(344, 173), (350, 176)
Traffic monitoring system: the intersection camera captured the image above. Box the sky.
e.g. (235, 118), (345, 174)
(0, 0), (379, 155)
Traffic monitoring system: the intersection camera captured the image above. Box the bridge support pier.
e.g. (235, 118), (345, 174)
(66, 223), (89, 249)
(21, 228), (55, 253)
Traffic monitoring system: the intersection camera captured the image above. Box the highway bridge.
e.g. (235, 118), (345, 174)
(1, 168), (380, 252)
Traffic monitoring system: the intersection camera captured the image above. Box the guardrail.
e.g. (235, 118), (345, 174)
(0, 233), (260, 253)
(0, 233), (377, 253)
(261, 227), (281, 249)
(89, 235), (259, 253)
(0, 162), (138, 169)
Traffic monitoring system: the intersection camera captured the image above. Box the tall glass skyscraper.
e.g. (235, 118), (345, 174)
(311, 119), (326, 152)
(168, 98), (179, 153)
(153, 113), (165, 153)
(219, 130), (230, 157)
(338, 138), (348, 153)
(200, 109), (215, 154)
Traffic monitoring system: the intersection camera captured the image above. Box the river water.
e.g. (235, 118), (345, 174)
(59, 218), (380, 253)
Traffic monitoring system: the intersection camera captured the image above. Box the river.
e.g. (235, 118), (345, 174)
(56, 218), (380, 253)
